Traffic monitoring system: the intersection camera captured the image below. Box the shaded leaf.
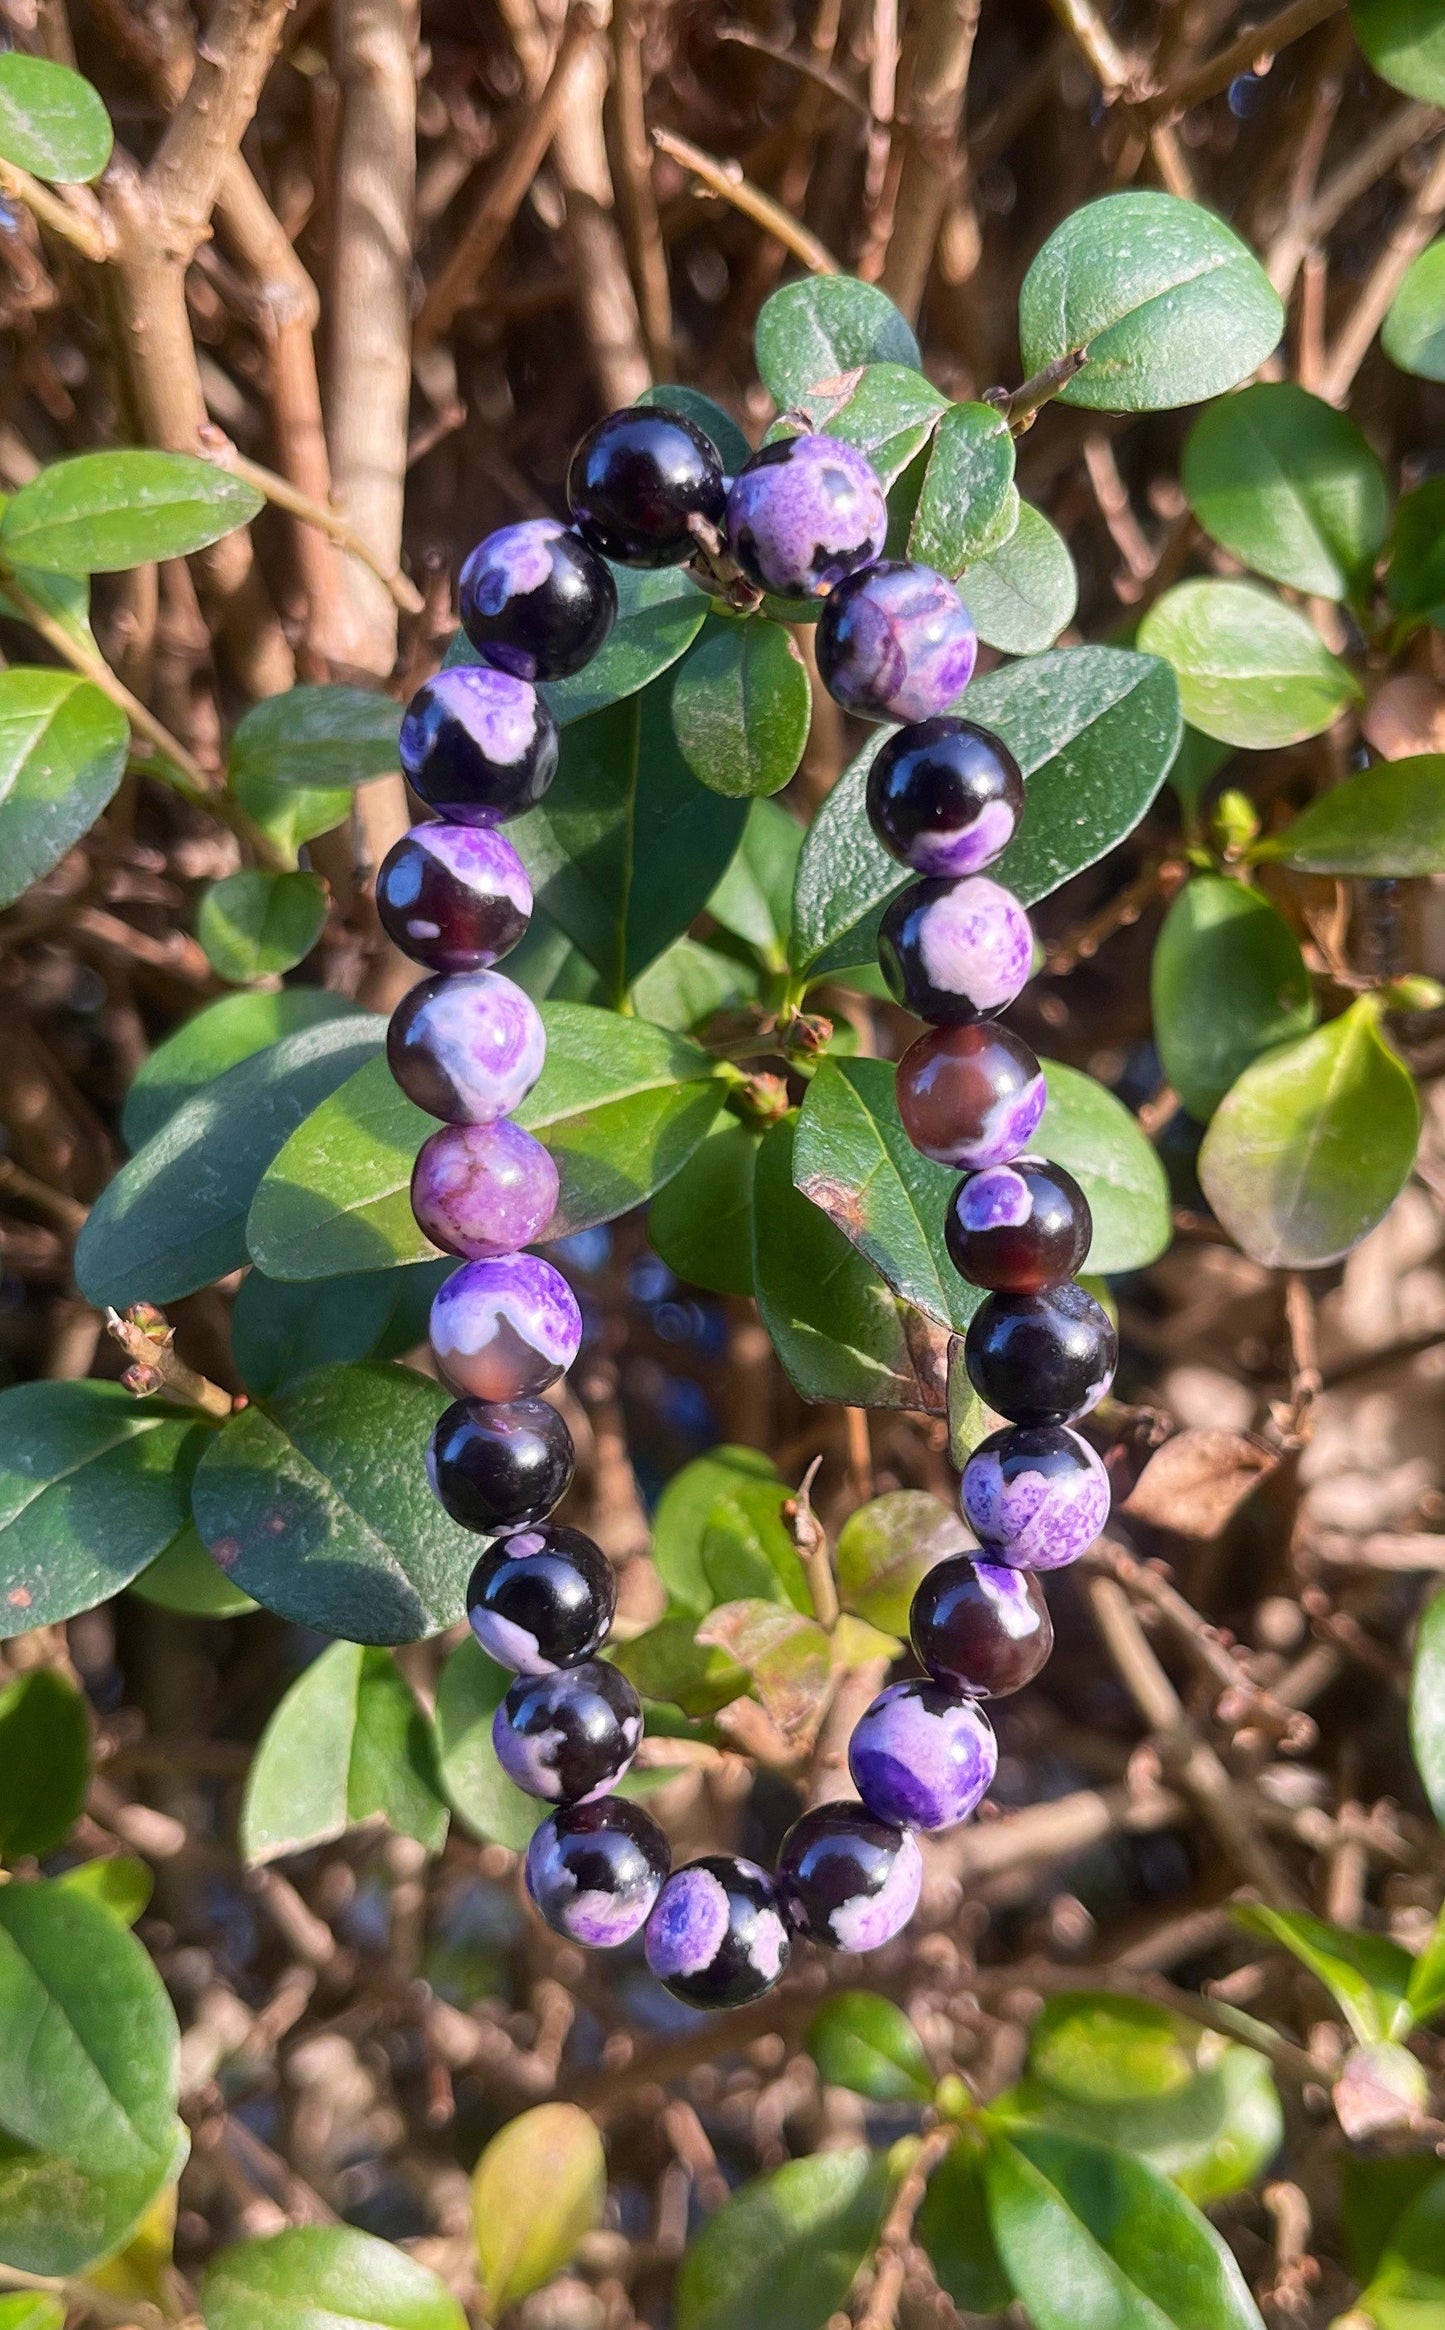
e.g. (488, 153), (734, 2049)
(1257, 756), (1445, 876)
(227, 684), (401, 790)
(695, 1598), (831, 1741)
(649, 1445), (805, 1617)
(121, 988), (370, 1151)
(960, 501), (1077, 653)
(231, 1259), (448, 1396)
(1182, 382), (1389, 599)
(197, 869), (328, 984)
(433, 1637), (543, 1850)
(1383, 235), (1445, 381)
(1404, 1900), (1445, 2027)
(630, 937), (759, 1031)
(638, 383), (753, 474)
(0, 451), (262, 574)
(755, 277), (920, 412)
(805, 1991), (933, 2102)
(671, 617), (810, 799)
(609, 1615), (749, 1718)
(1351, 0), (1445, 101)
(1235, 1904), (1414, 2045)
(1007, 2047), (1282, 2209)
(1358, 2171), (1445, 2330)
(204, 2226), (466, 2330)
(649, 1117), (759, 1297)
(1385, 476), (1445, 629)
(131, 1525), (258, 1619)
(241, 1641), (448, 1864)
(474, 2104), (606, 2315)
(675, 2148), (891, 2330)
(0, 1668), (89, 1859)
(909, 401), (1018, 574)
(0, 667), (128, 910)
(1151, 874), (1317, 1120)
(916, 2136), (1013, 2316)
(707, 796), (804, 968)
(835, 1489), (967, 1634)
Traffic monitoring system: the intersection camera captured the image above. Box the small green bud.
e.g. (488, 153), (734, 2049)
(1212, 788), (1260, 855)
(1384, 974), (1445, 1013)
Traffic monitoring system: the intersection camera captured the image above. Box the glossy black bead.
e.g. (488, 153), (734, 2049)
(568, 408), (726, 567)
(775, 1801), (923, 1952)
(400, 667), (559, 826)
(459, 518), (617, 680)
(945, 1156), (1092, 1292)
(963, 1280), (1118, 1426)
(644, 1853), (791, 2009)
(526, 1798), (670, 1947)
(866, 717), (1025, 877)
(427, 1396), (575, 1534)
(466, 1525), (616, 1675)
(910, 1555), (1053, 1695)
(492, 1659), (642, 1804)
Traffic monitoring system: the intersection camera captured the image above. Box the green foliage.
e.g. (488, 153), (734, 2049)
(834, 1488), (964, 1634)
(1383, 236), (1445, 380)
(231, 1259), (445, 1394)
(0, 450), (262, 573)
(671, 616), (811, 798)
(1255, 757), (1445, 876)
(0, 1669), (89, 1859)
(130, 1525), (258, 1618)
(1355, 2172), (1445, 2328)
(1410, 1585), (1445, 1827)
(1017, 191), (1283, 411)
(1351, 0), (1445, 100)
(674, 2148), (892, 2330)
(196, 868), (329, 982)
(0, 2295), (66, 2329)
(708, 797), (802, 968)
(1182, 382), (1389, 600)
(241, 1641), (448, 1863)
(204, 2225), (467, 2330)
(754, 277), (921, 411)
(805, 1991), (933, 2102)
(1139, 580), (1360, 748)
(907, 400), (1018, 573)
(1384, 476), (1445, 631)
(1233, 1906), (1417, 2045)
(0, 668), (128, 909)
(120, 989), (370, 1150)
(1151, 876), (1316, 1121)
(472, 2104), (606, 2315)
(0, 53), (111, 180)
(227, 683), (401, 789)
(959, 501), (1078, 653)
(649, 1444), (806, 1615)
(821, 362), (947, 488)
(649, 1118), (759, 1295)
(433, 1636), (543, 1848)
(916, 2136), (1013, 2315)
(54, 1855), (153, 1925)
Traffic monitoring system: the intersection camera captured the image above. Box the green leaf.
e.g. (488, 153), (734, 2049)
(805, 1991), (933, 2102)
(649, 1445), (802, 1617)
(510, 676), (747, 998)
(446, 565), (707, 726)
(121, 988), (370, 1150)
(695, 1599), (831, 1740)
(1410, 1585), (1445, 1826)
(835, 1489), (965, 1634)
(240, 1640), (448, 1864)
(1358, 2172), (1445, 2330)
(1342, 2154), (1444, 2285)
(227, 684), (401, 791)
(791, 645), (1180, 977)
(960, 501), (1077, 653)
(637, 383), (753, 475)
(1351, 0), (1445, 101)
(983, 2125), (1265, 2330)
(1151, 875), (1317, 1121)
(1167, 725), (1234, 821)
(0, 667), (128, 909)
(609, 1616), (749, 1718)
(232, 1259), (446, 1395)
(76, 1013), (385, 1309)
(1385, 477), (1445, 629)
(474, 2103), (606, 2315)
(916, 2136), (1014, 2316)
(1007, 2050), (1282, 2210)
(649, 1118), (759, 1296)
(630, 936), (758, 1030)
(1139, 579), (1360, 749)
(231, 767), (353, 864)
(1017, 190), (1283, 412)
(433, 1637), (543, 1849)
(908, 402), (1018, 574)
(0, 2293), (66, 2329)
(707, 797), (803, 968)
(1257, 757), (1445, 876)
(1197, 997), (1420, 1268)
(54, 1855), (153, 1926)
(0, 451), (262, 574)
(671, 617), (810, 799)
(1383, 236), (1445, 380)
(0, 1381), (193, 1640)
(0, 1669), (89, 1859)
(1404, 1901), (1445, 2027)
(204, 2225), (467, 2330)
(675, 2148), (892, 2330)
(1182, 382), (1389, 599)
(821, 363), (948, 489)
(196, 869), (328, 983)
(1029, 1993), (1195, 2103)
(0, 53), (111, 181)
(752, 1116), (948, 1411)
(755, 276), (921, 412)
(130, 1524), (258, 1619)
(0, 539), (95, 658)
(191, 1362), (478, 1644)
(0, 1880), (185, 2277)
(1235, 1903), (1414, 2045)
(247, 1005), (725, 1278)
(1033, 1059), (1172, 1271)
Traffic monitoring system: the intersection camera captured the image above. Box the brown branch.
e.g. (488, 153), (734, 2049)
(105, 1304), (235, 1420)
(144, 0), (297, 254)
(652, 129), (841, 276)
(878, 0), (982, 323)
(1047, 0), (1136, 97)
(854, 2126), (954, 2330)
(1317, 138), (1445, 402)
(1267, 104), (1442, 295)
(611, 0), (673, 377)
(195, 426), (424, 614)
(1144, 0), (1346, 118)
(553, 33), (651, 406)
(0, 159), (111, 261)
(989, 346), (1089, 432)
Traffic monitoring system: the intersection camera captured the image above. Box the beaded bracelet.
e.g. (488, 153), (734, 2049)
(378, 404), (1116, 2013)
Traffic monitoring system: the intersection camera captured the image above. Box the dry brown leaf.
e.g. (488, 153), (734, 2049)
(1121, 1427), (1277, 1538)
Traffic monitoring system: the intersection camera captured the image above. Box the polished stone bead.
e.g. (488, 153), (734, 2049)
(725, 432), (887, 600)
(879, 875), (1034, 1023)
(429, 1253), (581, 1401)
(492, 1658), (642, 1803)
(896, 1021), (1046, 1168)
(848, 1679), (997, 1831)
(466, 1524), (616, 1673)
(411, 1120), (559, 1260)
(377, 825), (532, 973)
(774, 1800), (923, 1951)
(400, 666), (558, 825)
(387, 970), (545, 1124)
(964, 1282), (1118, 1426)
(526, 1799), (670, 1947)
(645, 1854), (791, 2009)
(460, 518), (617, 680)
(568, 408), (726, 567)
(817, 561), (977, 722)
(961, 1423), (1111, 1568)
(866, 717), (1025, 876)
(910, 1554), (1053, 1693)
(945, 1156), (1091, 1292)
(426, 1395), (575, 1534)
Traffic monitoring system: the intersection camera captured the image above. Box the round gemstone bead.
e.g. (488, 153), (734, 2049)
(466, 1524), (616, 1673)
(526, 1798), (670, 1947)
(945, 1156), (1091, 1292)
(774, 1801), (923, 1952)
(878, 875), (1034, 1024)
(964, 1282), (1118, 1426)
(816, 561), (977, 722)
(961, 1423), (1111, 1569)
(387, 970), (545, 1124)
(377, 825), (532, 973)
(430, 1253), (582, 1402)
(896, 1022), (1046, 1168)
(645, 1854), (791, 2009)
(568, 408), (726, 567)
(848, 1680), (997, 1832)
(866, 717), (1025, 876)
(910, 1554), (1053, 1693)
(412, 1120), (559, 1260)
(400, 666), (558, 826)
(427, 1395), (575, 1534)
(724, 432), (887, 600)
(460, 518), (617, 680)
(492, 1658), (642, 1803)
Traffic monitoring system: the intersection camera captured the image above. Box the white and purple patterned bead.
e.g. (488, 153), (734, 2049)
(430, 1253), (581, 1401)
(525, 1799), (669, 1946)
(879, 875), (1034, 1023)
(644, 1854), (791, 2009)
(400, 667), (559, 825)
(961, 1423), (1111, 1571)
(775, 1801), (924, 1952)
(387, 970), (545, 1124)
(725, 433), (888, 600)
(412, 1120), (559, 1260)
(493, 1658), (642, 1802)
(896, 1022), (1048, 1169)
(817, 561), (977, 722)
(848, 1679), (997, 1832)
(459, 518), (617, 682)
(377, 825), (533, 974)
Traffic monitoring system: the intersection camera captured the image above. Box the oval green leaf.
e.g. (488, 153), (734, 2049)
(648, 1445), (801, 1617)
(130, 1524), (258, 1619)
(960, 501), (1077, 654)
(1259, 755), (1445, 876)
(1386, 476), (1445, 629)
(0, 667), (128, 909)
(755, 276), (921, 411)
(805, 1991), (933, 2102)
(1151, 875), (1317, 1121)
(0, 1668), (89, 1858)
(1383, 236), (1445, 380)
(1359, 2171), (1445, 2330)
(835, 1488), (966, 1634)
(0, 53), (112, 182)
(232, 1259), (447, 1395)
(197, 868), (328, 983)
(1234, 1904), (1413, 2047)
(675, 2148), (891, 2330)
(916, 2137), (1013, 2316)
(0, 450), (263, 574)
(53, 1855), (153, 1926)
(434, 1635), (543, 1849)
(240, 1640), (448, 1864)
(1138, 579), (1359, 748)
(1017, 190), (1283, 413)
(227, 683), (402, 790)
(121, 987), (371, 1150)
(474, 2103), (606, 2314)
(671, 617), (811, 799)
(708, 796), (804, 968)
(638, 383), (753, 475)
(204, 2225), (467, 2330)
(908, 401), (1018, 574)
(821, 363), (948, 489)
(649, 1117), (759, 1296)
(1182, 382), (1389, 600)
(1009, 2046), (1283, 2209)
(1351, 0), (1445, 100)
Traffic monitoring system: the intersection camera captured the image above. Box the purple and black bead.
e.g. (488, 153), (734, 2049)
(816, 561), (977, 722)
(896, 1021), (1047, 1169)
(910, 1554), (1053, 1695)
(400, 667), (559, 826)
(961, 1423), (1111, 1571)
(867, 717), (1025, 877)
(377, 825), (532, 974)
(945, 1157), (1091, 1293)
(388, 970), (545, 1125)
(775, 1800), (923, 1952)
(430, 1253), (582, 1402)
(568, 408), (726, 568)
(412, 1119), (559, 1260)
(848, 1679), (997, 1832)
(644, 1854), (791, 2009)
(724, 432), (888, 600)
(466, 1524), (616, 1674)
(964, 1282), (1118, 1427)
(493, 1658), (642, 1803)
(427, 1395), (575, 1535)
(879, 875), (1034, 1024)
(526, 1798), (670, 1947)
(460, 518), (617, 681)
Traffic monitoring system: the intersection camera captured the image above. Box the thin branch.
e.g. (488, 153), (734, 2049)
(1266, 103), (1441, 295)
(714, 25), (872, 119)
(145, 0), (296, 249)
(611, 0), (674, 376)
(651, 128), (840, 275)
(106, 1304), (236, 1420)
(1047, 0), (1136, 97)
(195, 426), (424, 614)
(988, 346), (1088, 431)
(854, 2126), (954, 2330)
(1145, 0), (1346, 118)
(878, 0), (982, 322)
(0, 159), (111, 261)
(1317, 137), (1445, 402)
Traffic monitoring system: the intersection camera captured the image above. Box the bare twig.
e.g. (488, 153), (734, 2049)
(106, 1304), (235, 1420)
(878, 0), (982, 322)
(0, 159), (110, 260)
(611, 0), (673, 376)
(1318, 138), (1445, 402)
(1145, 0), (1346, 118)
(195, 427), (423, 614)
(652, 128), (840, 276)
